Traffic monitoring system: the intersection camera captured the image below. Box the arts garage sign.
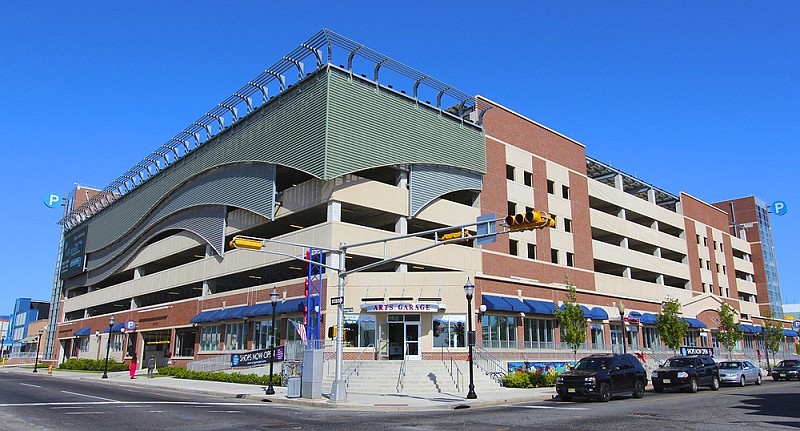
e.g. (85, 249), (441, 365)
(360, 303), (443, 312)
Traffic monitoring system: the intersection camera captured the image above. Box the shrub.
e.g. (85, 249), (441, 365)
(158, 366), (282, 386)
(529, 371), (558, 387)
(502, 370), (560, 388)
(59, 358), (128, 372)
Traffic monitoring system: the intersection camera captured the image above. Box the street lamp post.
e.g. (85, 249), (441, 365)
(616, 301), (627, 355)
(33, 328), (44, 373)
(1, 333), (5, 367)
(266, 289), (279, 395)
(102, 316), (115, 379)
(464, 279), (477, 399)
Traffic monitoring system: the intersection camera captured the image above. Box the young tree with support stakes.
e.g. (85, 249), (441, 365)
(656, 298), (688, 353)
(554, 282), (587, 363)
(761, 307), (784, 371)
(716, 302), (742, 359)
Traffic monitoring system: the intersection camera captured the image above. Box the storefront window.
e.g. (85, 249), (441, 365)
(481, 314), (517, 349)
(642, 326), (658, 349)
(174, 328), (196, 357)
(224, 323), (247, 351)
(200, 325), (221, 351)
(110, 333), (124, 352)
(78, 337), (89, 352)
(626, 326), (639, 349)
(524, 318), (555, 349)
(253, 320), (282, 350)
(287, 318), (304, 342)
(343, 314), (376, 347)
(684, 330), (699, 347)
(590, 324), (604, 350)
(433, 314), (466, 348)
(560, 326), (587, 350)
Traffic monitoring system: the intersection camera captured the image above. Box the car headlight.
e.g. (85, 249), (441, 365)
(677, 371), (689, 379)
(651, 371), (658, 378)
(584, 376), (596, 384)
(557, 376), (563, 383)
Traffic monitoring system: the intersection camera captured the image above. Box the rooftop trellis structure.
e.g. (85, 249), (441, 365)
(60, 29), (479, 231)
(586, 156), (680, 212)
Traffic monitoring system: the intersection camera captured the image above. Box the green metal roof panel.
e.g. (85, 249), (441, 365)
(324, 69), (485, 179)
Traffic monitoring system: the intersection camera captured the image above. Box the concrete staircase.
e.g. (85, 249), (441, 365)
(323, 360), (502, 395)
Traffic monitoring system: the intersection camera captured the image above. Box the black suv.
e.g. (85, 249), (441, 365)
(556, 353), (647, 402)
(651, 355), (720, 393)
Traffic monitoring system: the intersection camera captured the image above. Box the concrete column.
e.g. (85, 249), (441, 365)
(397, 170), (408, 189)
(618, 208), (626, 220)
(614, 174), (623, 190)
(395, 217), (408, 272)
(202, 280), (212, 297)
(327, 201), (342, 222)
(654, 247), (662, 258)
(130, 298), (138, 309)
(647, 188), (656, 204)
(134, 267), (145, 279)
(205, 243), (214, 257)
(620, 237), (629, 249)
(656, 274), (664, 285)
(651, 220), (659, 230)
(623, 267), (632, 279)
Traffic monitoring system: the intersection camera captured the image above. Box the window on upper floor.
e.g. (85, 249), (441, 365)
(714, 240), (718, 250)
(508, 201), (516, 216)
(527, 243), (536, 260)
(524, 171), (533, 187)
(722, 265), (726, 275)
(696, 234), (700, 244)
(547, 180), (555, 194)
(506, 165), (515, 181)
(564, 218), (572, 233)
(566, 252), (574, 267)
(703, 237), (708, 246)
(509, 239), (519, 256)
(562, 185), (570, 200)
(551, 249), (559, 264)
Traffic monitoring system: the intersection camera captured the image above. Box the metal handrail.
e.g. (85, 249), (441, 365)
(396, 343), (409, 393)
(473, 345), (506, 385)
(440, 345), (463, 392)
(341, 343), (375, 387)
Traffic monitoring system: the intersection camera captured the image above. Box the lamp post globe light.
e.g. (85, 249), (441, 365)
(464, 278), (477, 399)
(266, 289), (279, 395)
(616, 301), (627, 355)
(102, 316), (115, 379)
(33, 328), (44, 373)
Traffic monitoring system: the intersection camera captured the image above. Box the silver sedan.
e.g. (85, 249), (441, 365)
(718, 360), (762, 386)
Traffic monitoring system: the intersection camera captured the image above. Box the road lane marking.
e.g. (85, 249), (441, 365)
(65, 412), (105, 415)
(517, 405), (589, 410)
(52, 407), (89, 409)
(60, 391), (119, 402)
(207, 410), (242, 413)
(0, 401), (280, 408)
(19, 383), (41, 388)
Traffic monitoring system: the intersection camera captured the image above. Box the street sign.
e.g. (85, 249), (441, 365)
(476, 213), (497, 245)
(343, 307), (354, 312)
(770, 201), (788, 216)
(627, 317), (640, 324)
(793, 320), (800, 330)
(124, 320), (136, 331)
(331, 296), (344, 306)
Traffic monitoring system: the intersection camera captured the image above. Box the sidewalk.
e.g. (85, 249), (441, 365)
(5, 366), (555, 411)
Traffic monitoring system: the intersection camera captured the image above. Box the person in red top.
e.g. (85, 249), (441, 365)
(129, 357), (137, 379)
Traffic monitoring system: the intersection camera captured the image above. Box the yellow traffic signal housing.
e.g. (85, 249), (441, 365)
(229, 236), (264, 250)
(327, 326), (337, 339)
(440, 229), (474, 241)
(505, 210), (555, 231)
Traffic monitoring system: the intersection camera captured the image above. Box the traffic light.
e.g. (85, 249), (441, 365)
(439, 229), (474, 241)
(327, 326), (337, 339)
(505, 210), (555, 231)
(229, 236), (264, 250)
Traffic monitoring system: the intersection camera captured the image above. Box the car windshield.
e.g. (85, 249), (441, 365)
(575, 358), (612, 371)
(719, 362), (742, 369)
(665, 358), (695, 368)
(777, 360), (799, 368)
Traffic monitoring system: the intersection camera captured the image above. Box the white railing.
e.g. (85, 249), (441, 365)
(187, 354), (229, 372)
(473, 345), (506, 385)
(396, 344), (409, 393)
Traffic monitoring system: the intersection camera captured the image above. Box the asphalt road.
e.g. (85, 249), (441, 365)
(0, 371), (798, 431)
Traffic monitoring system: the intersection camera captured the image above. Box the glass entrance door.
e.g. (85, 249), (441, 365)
(405, 322), (420, 360)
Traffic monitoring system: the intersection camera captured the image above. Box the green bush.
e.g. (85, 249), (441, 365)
(502, 370), (560, 388)
(59, 358), (128, 372)
(158, 366), (282, 386)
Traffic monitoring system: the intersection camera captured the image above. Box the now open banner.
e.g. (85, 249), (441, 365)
(231, 346), (284, 367)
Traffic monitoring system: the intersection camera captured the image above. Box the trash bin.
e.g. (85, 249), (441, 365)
(287, 376), (301, 398)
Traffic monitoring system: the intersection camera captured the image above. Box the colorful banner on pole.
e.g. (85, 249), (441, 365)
(231, 346), (284, 367)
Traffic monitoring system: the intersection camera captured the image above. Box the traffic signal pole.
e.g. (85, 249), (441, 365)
(230, 209), (554, 403)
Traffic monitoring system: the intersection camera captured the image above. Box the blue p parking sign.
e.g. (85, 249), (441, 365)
(770, 201), (788, 216)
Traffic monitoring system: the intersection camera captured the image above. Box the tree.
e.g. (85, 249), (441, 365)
(761, 307), (784, 371)
(656, 298), (688, 353)
(554, 283), (587, 363)
(715, 302), (742, 359)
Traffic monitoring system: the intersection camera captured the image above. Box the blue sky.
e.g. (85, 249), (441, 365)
(1, 2), (798, 318)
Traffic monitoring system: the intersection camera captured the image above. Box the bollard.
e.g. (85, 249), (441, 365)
(48, 364), (53, 375)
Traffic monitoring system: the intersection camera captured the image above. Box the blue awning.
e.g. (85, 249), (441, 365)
(589, 307), (609, 320)
(783, 329), (798, 337)
(523, 299), (555, 315)
(73, 327), (91, 337)
(190, 309), (225, 324)
(738, 324), (759, 334)
(276, 298), (306, 315)
(217, 305), (250, 321)
(559, 304), (590, 316)
(640, 313), (657, 325)
(482, 295), (527, 313)
(628, 311), (642, 319)
(681, 317), (707, 329)
(192, 298), (308, 324)
(104, 323), (125, 333)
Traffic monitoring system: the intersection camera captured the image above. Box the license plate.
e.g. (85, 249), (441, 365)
(780, 374), (786, 377)
(567, 388), (576, 393)
(663, 379), (671, 384)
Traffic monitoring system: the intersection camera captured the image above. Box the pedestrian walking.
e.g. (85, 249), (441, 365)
(129, 357), (137, 379)
(147, 356), (156, 379)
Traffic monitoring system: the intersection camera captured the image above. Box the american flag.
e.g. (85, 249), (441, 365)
(291, 320), (307, 342)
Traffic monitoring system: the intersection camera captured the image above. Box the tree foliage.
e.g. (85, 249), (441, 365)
(715, 302), (742, 358)
(554, 283), (587, 362)
(656, 298), (688, 353)
(761, 307), (784, 360)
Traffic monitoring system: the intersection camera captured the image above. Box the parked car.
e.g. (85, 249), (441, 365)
(771, 359), (800, 381)
(718, 360), (762, 386)
(555, 353), (647, 402)
(651, 355), (720, 393)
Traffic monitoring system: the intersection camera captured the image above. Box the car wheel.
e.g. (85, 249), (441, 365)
(739, 375), (746, 387)
(632, 380), (645, 399)
(560, 395), (572, 402)
(653, 385), (664, 393)
(689, 378), (699, 393)
(710, 376), (720, 391)
(756, 374), (762, 385)
(598, 383), (611, 402)
(772, 376), (780, 381)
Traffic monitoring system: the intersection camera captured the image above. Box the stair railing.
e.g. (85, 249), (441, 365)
(396, 343), (409, 393)
(341, 343), (375, 387)
(440, 345), (464, 392)
(473, 345), (506, 385)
